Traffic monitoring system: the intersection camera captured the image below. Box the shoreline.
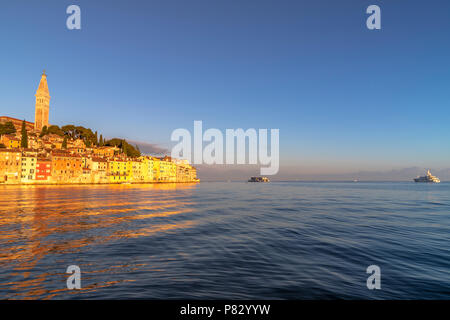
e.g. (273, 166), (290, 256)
(0, 181), (200, 186)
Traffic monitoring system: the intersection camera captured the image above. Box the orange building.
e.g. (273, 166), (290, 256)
(0, 149), (22, 183)
(51, 151), (82, 182)
(36, 158), (52, 181)
(0, 134), (20, 149)
(93, 146), (116, 158)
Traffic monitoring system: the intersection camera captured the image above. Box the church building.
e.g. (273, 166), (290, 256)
(0, 71), (50, 132)
(34, 70), (50, 131)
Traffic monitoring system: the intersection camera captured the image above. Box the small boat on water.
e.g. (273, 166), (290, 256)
(248, 176), (270, 182)
(414, 170), (440, 183)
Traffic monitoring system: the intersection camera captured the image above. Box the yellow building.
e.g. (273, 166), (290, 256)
(159, 156), (176, 182)
(173, 158), (198, 182)
(189, 166), (198, 182)
(20, 151), (37, 182)
(79, 157), (108, 183)
(92, 157), (108, 172)
(139, 156), (156, 182)
(152, 157), (160, 182)
(131, 160), (146, 182)
(0, 135), (20, 149)
(108, 159), (131, 182)
(0, 149), (21, 183)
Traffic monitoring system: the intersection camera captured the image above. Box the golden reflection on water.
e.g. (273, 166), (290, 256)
(0, 183), (199, 299)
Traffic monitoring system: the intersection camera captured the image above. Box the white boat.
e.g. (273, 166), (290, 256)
(414, 170), (440, 183)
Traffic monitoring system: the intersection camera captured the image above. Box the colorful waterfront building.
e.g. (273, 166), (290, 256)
(174, 159), (190, 182)
(139, 156), (155, 182)
(80, 167), (92, 183)
(91, 157), (108, 172)
(0, 149), (21, 183)
(159, 156), (177, 182)
(36, 158), (52, 181)
(152, 157), (161, 181)
(131, 159), (146, 182)
(51, 151), (83, 183)
(91, 157), (108, 183)
(20, 150), (37, 182)
(108, 159), (130, 182)
(189, 166), (198, 182)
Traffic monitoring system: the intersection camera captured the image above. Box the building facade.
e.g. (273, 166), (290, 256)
(51, 151), (82, 183)
(0, 149), (21, 183)
(0, 135), (20, 149)
(36, 158), (52, 181)
(20, 150), (37, 182)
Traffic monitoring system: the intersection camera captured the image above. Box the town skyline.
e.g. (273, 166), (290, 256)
(0, 71), (199, 185)
(1, 1), (449, 180)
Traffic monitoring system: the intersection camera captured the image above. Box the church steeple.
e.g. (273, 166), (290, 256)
(34, 70), (50, 131)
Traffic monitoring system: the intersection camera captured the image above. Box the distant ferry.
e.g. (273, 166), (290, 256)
(248, 176), (270, 183)
(414, 170), (440, 183)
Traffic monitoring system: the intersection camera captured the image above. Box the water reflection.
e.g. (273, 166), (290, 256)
(0, 183), (198, 299)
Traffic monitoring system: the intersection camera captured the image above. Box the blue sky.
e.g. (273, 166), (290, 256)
(1, 0), (449, 176)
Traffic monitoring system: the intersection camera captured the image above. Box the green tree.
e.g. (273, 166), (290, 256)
(47, 125), (64, 136)
(20, 120), (28, 148)
(40, 125), (48, 137)
(61, 124), (76, 138)
(0, 121), (16, 135)
(104, 138), (140, 158)
(99, 134), (104, 146)
(62, 137), (67, 149)
(122, 139), (127, 155)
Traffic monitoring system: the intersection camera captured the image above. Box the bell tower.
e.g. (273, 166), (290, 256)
(34, 70), (50, 132)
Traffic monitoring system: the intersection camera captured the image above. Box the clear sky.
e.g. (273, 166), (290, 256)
(1, 0), (449, 178)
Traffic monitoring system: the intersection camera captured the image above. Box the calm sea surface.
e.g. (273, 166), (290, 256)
(0, 182), (449, 299)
